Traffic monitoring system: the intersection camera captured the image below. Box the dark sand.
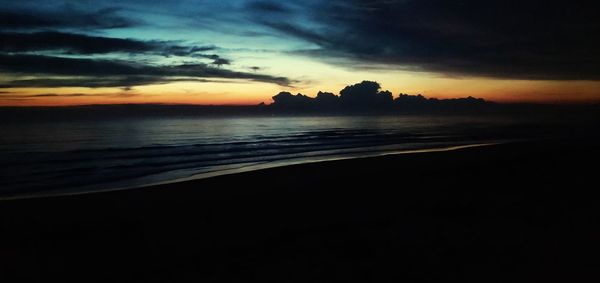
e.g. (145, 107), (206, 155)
(1, 140), (598, 282)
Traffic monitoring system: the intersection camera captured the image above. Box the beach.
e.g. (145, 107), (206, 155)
(1, 139), (598, 282)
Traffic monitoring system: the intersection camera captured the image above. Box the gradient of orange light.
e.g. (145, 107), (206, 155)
(416, 79), (600, 104)
(2, 76), (600, 106)
(294, 76), (600, 104)
(0, 81), (285, 106)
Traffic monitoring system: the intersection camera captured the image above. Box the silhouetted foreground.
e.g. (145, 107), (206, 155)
(1, 139), (598, 282)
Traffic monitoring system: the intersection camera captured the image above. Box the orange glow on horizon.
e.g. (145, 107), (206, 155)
(1, 77), (600, 106)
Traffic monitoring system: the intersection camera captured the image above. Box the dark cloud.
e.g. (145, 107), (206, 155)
(190, 46), (218, 53)
(0, 77), (227, 89)
(0, 31), (214, 57)
(246, 1), (290, 13)
(0, 93), (89, 100)
(0, 54), (292, 87)
(0, 92), (144, 100)
(260, 21), (328, 46)
(1, 31), (153, 54)
(313, 91), (338, 109)
(160, 45), (195, 57)
(196, 54), (219, 60)
(270, 80), (491, 113)
(0, 2), (300, 92)
(212, 58), (231, 66)
(0, 77), (174, 88)
(0, 7), (136, 30)
(194, 54), (232, 66)
(161, 45), (217, 58)
(339, 81), (393, 109)
(24, 93), (88, 98)
(271, 91), (314, 111)
(0, 54), (147, 77)
(264, 0), (600, 81)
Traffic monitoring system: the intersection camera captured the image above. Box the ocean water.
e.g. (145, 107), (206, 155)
(0, 115), (539, 197)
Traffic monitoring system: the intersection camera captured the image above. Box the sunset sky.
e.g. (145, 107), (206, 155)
(1, 0), (599, 106)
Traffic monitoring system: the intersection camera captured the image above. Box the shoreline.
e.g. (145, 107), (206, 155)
(0, 142), (501, 201)
(1, 138), (598, 281)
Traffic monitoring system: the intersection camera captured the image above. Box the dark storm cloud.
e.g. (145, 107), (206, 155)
(263, 0), (600, 80)
(0, 54), (292, 87)
(0, 7), (136, 30)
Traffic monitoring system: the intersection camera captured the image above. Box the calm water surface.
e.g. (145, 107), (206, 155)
(0, 115), (538, 197)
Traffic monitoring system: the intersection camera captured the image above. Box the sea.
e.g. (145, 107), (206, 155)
(0, 114), (567, 198)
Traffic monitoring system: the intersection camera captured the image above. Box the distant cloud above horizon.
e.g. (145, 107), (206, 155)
(1, 0), (600, 105)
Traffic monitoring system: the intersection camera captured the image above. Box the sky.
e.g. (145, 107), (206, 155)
(1, 0), (599, 106)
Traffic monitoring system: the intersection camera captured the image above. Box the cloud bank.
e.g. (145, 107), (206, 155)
(2, 0), (599, 101)
(253, 0), (600, 80)
(0, 2), (294, 89)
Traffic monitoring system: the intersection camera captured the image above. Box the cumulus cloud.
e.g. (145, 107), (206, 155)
(270, 80), (491, 113)
(339, 81), (393, 109)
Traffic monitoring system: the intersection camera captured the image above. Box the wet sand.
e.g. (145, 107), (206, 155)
(1, 139), (598, 282)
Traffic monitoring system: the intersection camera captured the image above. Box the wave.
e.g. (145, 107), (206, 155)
(0, 115), (527, 197)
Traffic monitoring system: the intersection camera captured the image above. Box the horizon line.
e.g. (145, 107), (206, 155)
(2, 100), (600, 108)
